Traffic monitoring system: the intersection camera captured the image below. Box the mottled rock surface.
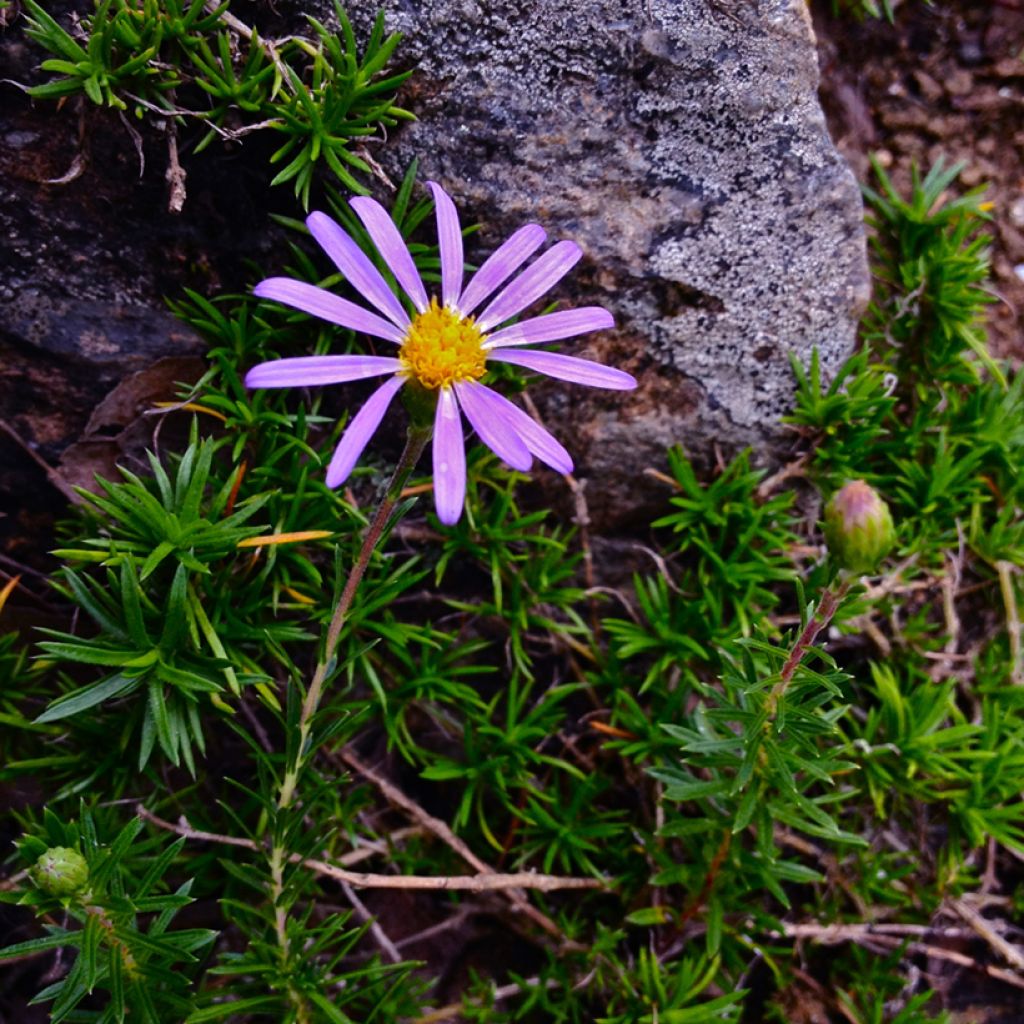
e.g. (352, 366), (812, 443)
(0, 16), (268, 561)
(344, 0), (870, 520)
(0, 0), (869, 533)
(0, 92), (205, 461)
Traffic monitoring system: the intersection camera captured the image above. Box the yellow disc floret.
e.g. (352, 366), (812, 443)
(399, 298), (487, 389)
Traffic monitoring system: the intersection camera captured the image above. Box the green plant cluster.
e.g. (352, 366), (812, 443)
(2, 149), (1019, 1023)
(825, 0), (934, 22)
(21, 0), (411, 205)
(0, 806), (215, 1021)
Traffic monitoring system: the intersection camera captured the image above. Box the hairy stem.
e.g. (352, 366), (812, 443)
(268, 423), (431, 1014)
(278, 424), (431, 807)
(766, 578), (851, 717)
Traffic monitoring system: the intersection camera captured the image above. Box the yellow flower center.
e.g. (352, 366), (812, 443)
(399, 298), (487, 390)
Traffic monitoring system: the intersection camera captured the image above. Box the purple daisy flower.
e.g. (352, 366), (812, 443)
(246, 181), (636, 525)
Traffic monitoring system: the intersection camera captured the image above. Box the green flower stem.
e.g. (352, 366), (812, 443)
(996, 560), (1022, 685)
(267, 423), (430, 1016)
(766, 577), (852, 717)
(279, 422), (432, 806)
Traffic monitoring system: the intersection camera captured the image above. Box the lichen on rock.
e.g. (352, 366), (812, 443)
(343, 0), (870, 523)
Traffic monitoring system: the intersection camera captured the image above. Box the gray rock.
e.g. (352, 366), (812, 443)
(0, 0), (869, 530)
(344, 0), (870, 523)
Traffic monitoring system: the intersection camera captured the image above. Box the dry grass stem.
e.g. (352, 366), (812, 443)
(137, 805), (602, 893)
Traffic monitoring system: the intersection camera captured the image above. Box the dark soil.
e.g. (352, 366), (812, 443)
(814, 0), (1024, 361)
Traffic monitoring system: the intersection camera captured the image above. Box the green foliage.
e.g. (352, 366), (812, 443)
(23, 0), (183, 109)
(186, 755), (423, 1022)
(0, 806), (215, 1023)
(438, 455), (588, 678)
(37, 558), (223, 773)
(595, 950), (746, 1023)
(790, 161), (1016, 560)
(862, 157), (997, 385)
(787, 347), (896, 486)
(34, 432), (276, 773)
(55, 438), (267, 577)
(20, 1), (410, 206)
(826, 0), (933, 22)
(652, 446), (798, 632)
(829, 949), (947, 1024)
(4, 159), (1024, 1024)
(601, 446), (798, 743)
(268, 8), (412, 206)
(841, 663), (1024, 854)
(655, 628), (862, 847)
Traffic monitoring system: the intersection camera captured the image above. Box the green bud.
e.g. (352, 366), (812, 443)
(824, 480), (895, 574)
(400, 379), (439, 430)
(30, 846), (89, 898)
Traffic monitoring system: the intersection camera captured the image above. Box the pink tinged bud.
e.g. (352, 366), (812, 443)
(30, 846), (89, 898)
(824, 480), (896, 574)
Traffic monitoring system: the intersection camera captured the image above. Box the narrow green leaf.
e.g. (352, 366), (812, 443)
(141, 540), (177, 581)
(81, 912), (102, 992)
(35, 674), (141, 724)
(0, 929), (80, 961)
(148, 682), (178, 765)
(160, 564), (190, 652)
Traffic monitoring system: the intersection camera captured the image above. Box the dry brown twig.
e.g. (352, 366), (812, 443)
(393, 907), (476, 951)
(42, 97), (89, 185)
(136, 805), (417, 867)
(633, 544), (681, 594)
(353, 144), (395, 190)
(165, 124), (187, 214)
(204, 2), (293, 94)
(949, 895), (1024, 972)
(0, 869), (28, 892)
(137, 804), (602, 894)
(775, 829), (871, 918)
(643, 466), (679, 490)
(755, 452), (810, 501)
(339, 880), (402, 964)
(778, 919), (1024, 992)
(849, 612), (892, 657)
(337, 748), (596, 948)
(929, 533), (965, 681)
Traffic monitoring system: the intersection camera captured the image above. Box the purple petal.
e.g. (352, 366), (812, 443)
(325, 375), (406, 487)
(453, 381), (532, 472)
(485, 307), (615, 349)
(427, 181), (464, 309)
(245, 356), (402, 389)
(489, 349), (637, 390)
(476, 241), (583, 332)
(349, 196), (429, 313)
(307, 212), (411, 329)
(254, 278), (405, 343)
(457, 224), (547, 316)
(466, 385), (573, 474)
(433, 387), (466, 525)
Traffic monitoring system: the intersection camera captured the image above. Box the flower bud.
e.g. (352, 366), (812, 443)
(824, 480), (895, 574)
(400, 379), (440, 430)
(30, 846), (89, 898)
